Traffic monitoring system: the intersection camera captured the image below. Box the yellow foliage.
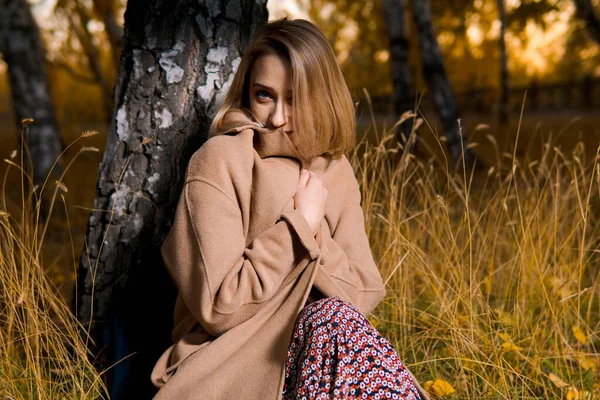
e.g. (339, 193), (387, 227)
(499, 333), (522, 352)
(498, 311), (515, 327)
(498, 332), (511, 342)
(501, 342), (523, 352)
(572, 326), (588, 345)
(548, 373), (569, 388)
(423, 379), (455, 397)
(368, 316), (379, 329)
(577, 356), (596, 371)
(566, 387), (590, 400)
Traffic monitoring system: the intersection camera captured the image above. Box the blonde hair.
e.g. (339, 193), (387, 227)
(209, 18), (356, 162)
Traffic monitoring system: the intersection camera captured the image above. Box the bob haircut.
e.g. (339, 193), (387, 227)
(209, 18), (356, 163)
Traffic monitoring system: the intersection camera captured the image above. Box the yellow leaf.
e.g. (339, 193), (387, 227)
(572, 326), (588, 345)
(423, 379), (455, 397)
(548, 373), (569, 388)
(577, 357), (595, 371)
(496, 310), (515, 326)
(566, 387), (590, 400)
(498, 332), (511, 342)
(368, 316), (379, 329)
(499, 333), (522, 352)
(501, 342), (522, 352)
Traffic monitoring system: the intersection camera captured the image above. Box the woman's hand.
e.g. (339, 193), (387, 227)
(294, 168), (328, 236)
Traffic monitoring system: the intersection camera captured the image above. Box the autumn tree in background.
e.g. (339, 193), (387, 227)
(0, 0), (63, 188)
(497, 0), (509, 124)
(304, 0), (394, 98)
(72, 0), (268, 397)
(572, 0), (600, 46)
(52, 0), (123, 119)
(311, 0), (477, 165)
(382, 0), (416, 142)
(410, 0), (476, 166)
(92, 0), (124, 68)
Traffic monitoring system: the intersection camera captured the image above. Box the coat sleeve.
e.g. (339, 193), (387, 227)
(313, 170), (387, 316)
(161, 178), (320, 337)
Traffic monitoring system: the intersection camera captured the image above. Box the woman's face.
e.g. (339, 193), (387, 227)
(248, 53), (294, 135)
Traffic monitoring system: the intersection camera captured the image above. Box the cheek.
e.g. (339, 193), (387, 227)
(249, 101), (268, 123)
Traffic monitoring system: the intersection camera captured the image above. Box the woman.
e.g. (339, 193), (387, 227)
(151, 18), (428, 400)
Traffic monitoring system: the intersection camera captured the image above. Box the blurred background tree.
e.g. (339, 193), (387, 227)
(573, 0), (600, 45)
(0, 0), (63, 189)
(2, 0), (598, 137)
(382, 0), (415, 142)
(0, 0), (125, 136)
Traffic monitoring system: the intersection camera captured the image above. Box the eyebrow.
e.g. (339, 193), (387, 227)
(252, 82), (292, 94)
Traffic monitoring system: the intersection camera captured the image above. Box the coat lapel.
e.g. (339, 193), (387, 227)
(210, 109), (307, 168)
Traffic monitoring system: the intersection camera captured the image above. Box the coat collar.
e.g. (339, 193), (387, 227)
(209, 109), (306, 168)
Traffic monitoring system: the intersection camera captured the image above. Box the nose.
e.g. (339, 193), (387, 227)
(270, 99), (290, 129)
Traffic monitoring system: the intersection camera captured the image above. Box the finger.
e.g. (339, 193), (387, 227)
(306, 177), (322, 189)
(307, 170), (320, 181)
(298, 169), (310, 186)
(306, 172), (323, 187)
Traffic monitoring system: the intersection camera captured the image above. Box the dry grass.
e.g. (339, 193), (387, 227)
(0, 124), (107, 399)
(1, 102), (600, 398)
(354, 106), (600, 398)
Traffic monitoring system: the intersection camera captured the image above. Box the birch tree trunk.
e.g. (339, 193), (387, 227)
(573, 0), (600, 46)
(0, 0), (63, 187)
(411, 0), (476, 167)
(72, 0), (268, 397)
(382, 0), (416, 143)
(497, 0), (509, 124)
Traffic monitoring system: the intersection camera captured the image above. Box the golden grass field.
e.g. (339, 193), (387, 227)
(1, 105), (600, 398)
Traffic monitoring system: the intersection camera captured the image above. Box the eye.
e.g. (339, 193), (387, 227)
(255, 90), (271, 101)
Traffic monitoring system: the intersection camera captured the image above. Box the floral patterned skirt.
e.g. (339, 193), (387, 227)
(282, 297), (422, 400)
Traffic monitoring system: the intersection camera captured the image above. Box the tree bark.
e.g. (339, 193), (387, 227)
(72, 0), (268, 397)
(573, 0), (600, 46)
(382, 0), (416, 143)
(0, 0), (63, 187)
(497, 0), (509, 124)
(411, 0), (476, 167)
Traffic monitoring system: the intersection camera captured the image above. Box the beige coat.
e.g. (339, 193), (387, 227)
(151, 111), (427, 399)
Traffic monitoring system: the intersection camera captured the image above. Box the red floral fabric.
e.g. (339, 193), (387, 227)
(283, 297), (422, 399)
